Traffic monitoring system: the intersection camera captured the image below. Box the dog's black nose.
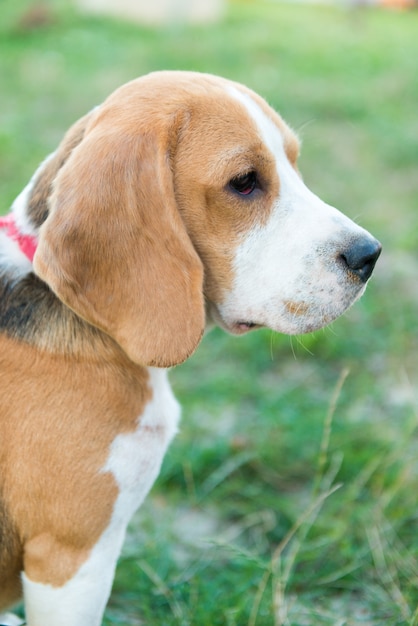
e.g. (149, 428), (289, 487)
(340, 237), (382, 282)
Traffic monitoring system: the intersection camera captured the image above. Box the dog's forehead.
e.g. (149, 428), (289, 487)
(100, 73), (299, 168)
(173, 78), (300, 181)
(226, 84), (300, 167)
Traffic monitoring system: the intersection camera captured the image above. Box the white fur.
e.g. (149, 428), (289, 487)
(102, 367), (180, 521)
(216, 88), (373, 335)
(0, 160), (44, 272)
(22, 368), (180, 626)
(0, 614), (25, 626)
(11, 183), (36, 237)
(12, 153), (55, 238)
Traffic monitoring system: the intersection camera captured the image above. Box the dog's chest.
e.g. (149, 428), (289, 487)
(103, 367), (180, 523)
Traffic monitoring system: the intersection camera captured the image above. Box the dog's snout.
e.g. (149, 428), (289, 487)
(339, 237), (382, 282)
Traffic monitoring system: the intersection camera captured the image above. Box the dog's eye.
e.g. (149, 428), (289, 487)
(229, 171), (258, 196)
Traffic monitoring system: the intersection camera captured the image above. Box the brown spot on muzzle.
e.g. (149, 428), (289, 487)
(284, 301), (310, 316)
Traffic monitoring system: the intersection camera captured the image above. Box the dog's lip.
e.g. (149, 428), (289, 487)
(208, 304), (263, 335)
(232, 321), (263, 334)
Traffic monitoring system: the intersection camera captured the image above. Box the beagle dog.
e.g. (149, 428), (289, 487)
(0, 71), (381, 626)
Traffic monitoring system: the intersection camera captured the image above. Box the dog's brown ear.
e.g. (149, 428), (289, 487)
(33, 124), (205, 367)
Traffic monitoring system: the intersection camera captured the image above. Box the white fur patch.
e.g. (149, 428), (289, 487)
(217, 88), (374, 335)
(0, 154), (54, 273)
(12, 153), (55, 237)
(0, 614), (25, 626)
(22, 368), (180, 626)
(102, 367), (180, 523)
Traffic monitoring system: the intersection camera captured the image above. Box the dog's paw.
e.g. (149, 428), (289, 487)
(0, 614), (25, 626)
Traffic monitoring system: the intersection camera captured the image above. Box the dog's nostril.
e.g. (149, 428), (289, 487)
(339, 237), (382, 282)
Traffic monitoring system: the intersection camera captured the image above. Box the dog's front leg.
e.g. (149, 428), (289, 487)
(21, 523), (127, 626)
(0, 614), (25, 626)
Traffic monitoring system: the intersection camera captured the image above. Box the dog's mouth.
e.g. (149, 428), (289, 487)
(232, 321), (263, 334)
(207, 297), (350, 338)
(207, 304), (263, 335)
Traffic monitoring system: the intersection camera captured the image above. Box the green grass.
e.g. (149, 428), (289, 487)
(1, 1), (418, 624)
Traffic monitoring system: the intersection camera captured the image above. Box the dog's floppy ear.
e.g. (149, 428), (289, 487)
(33, 123), (205, 367)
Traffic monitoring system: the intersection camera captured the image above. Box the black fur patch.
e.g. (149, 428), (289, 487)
(0, 270), (60, 342)
(0, 268), (107, 356)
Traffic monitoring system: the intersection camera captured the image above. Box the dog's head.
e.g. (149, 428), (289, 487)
(31, 71), (381, 367)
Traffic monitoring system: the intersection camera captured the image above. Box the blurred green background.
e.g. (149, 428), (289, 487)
(1, 1), (417, 624)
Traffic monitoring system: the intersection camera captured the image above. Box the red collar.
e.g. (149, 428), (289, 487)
(0, 213), (38, 262)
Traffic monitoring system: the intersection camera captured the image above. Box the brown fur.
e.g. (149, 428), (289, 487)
(0, 334), (150, 590)
(33, 89), (206, 368)
(0, 499), (22, 607)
